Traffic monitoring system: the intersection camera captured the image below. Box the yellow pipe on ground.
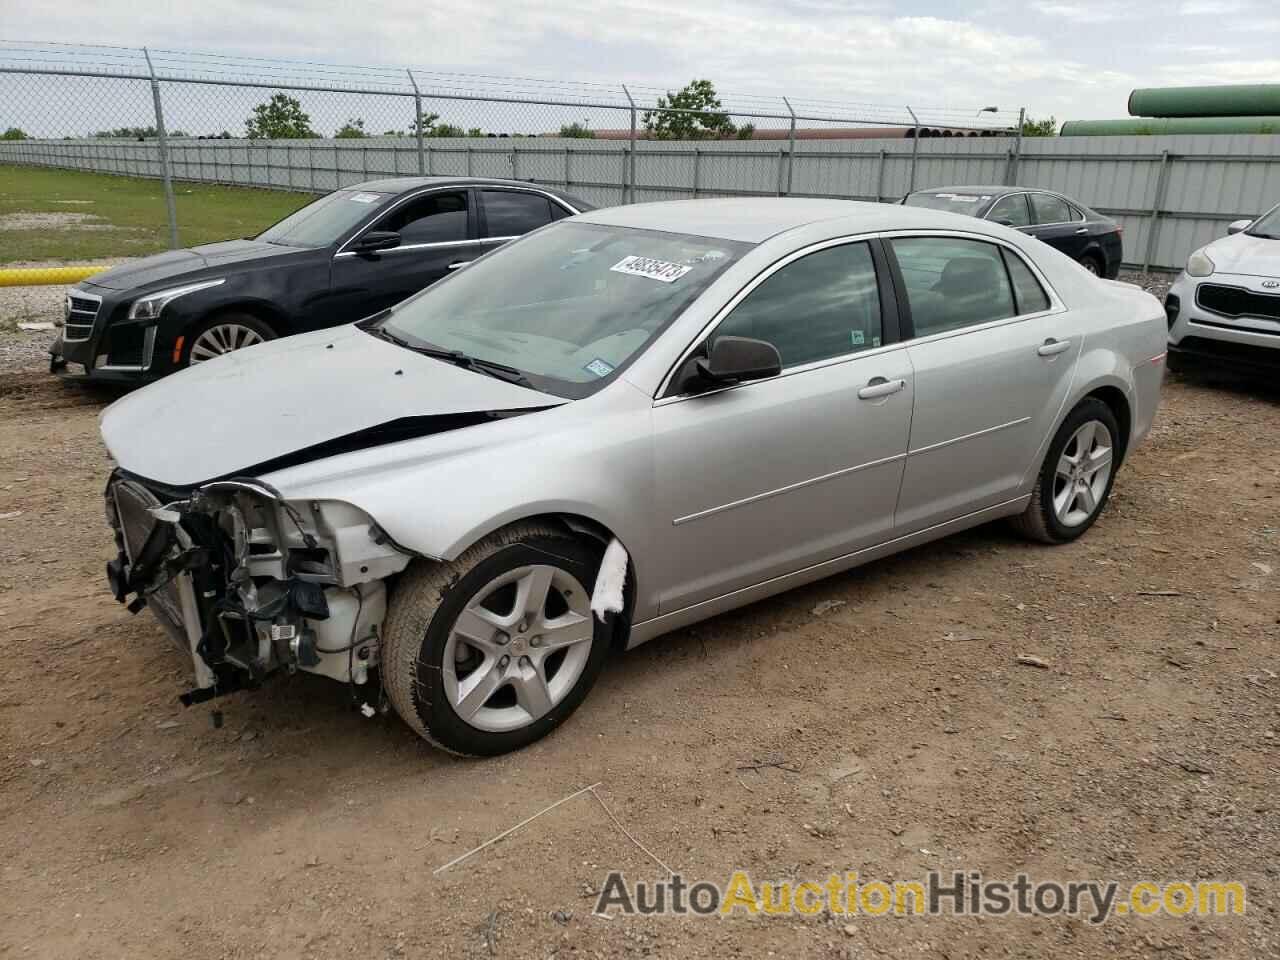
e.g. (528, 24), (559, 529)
(0, 265), (108, 287)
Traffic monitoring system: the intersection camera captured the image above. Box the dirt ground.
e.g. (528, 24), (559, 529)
(1, 353), (1278, 958)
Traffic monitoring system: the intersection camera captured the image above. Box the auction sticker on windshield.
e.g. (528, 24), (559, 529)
(611, 256), (692, 283)
(349, 193), (382, 204)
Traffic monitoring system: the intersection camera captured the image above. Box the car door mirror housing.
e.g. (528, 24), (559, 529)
(1227, 219), (1253, 235)
(680, 336), (781, 392)
(353, 230), (402, 254)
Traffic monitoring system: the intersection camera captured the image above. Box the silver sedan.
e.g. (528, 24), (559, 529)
(100, 199), (1168, 755)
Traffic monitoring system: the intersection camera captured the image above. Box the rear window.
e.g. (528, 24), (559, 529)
(904, 190), (996, 216)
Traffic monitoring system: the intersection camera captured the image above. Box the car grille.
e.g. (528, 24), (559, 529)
(64, 292), (102, 342)
(111, 478), (185, 630)
(1196, 284), (1280, 322)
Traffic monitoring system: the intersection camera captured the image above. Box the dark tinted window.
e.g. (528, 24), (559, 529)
(1030, 193), (1072, 225)
(483, 190), (554, 236)
(1002, 249), (1051, 314)
(891, 237), (1015, 337)
(988, 194), (1031, 227)
(256, 189), (391, 247)
(376, 191), (468, 244)
(714, 242), (881, 368)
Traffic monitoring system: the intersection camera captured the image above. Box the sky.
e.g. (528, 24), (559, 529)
(3, 0), (1278, 133)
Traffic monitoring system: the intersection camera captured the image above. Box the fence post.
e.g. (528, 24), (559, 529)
(692, 147), (701, 198)
(1143, 149), (1172, 274)
(1010, 106), (1026, 185)
(142, 48), (180, 249)
(906, 105), (920, 194)
(406, 69), (425, 176)
(563, 146), (571, 188)
(875, 149), (886, 202)
(622, 84), (637, 204)
(783, 96), (796, 196)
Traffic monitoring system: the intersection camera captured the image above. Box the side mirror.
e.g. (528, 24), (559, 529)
(1227, 219), (1253, 235)
(353, 230), (401, 255)
(679, 336), (781, 393)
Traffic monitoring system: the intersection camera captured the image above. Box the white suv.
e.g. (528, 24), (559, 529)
(1167, 202), (1280, 372)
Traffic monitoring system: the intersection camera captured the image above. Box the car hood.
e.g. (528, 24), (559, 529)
(100, 325), (565, 487)
(1203, 232), (1280, 278)
(85, 238), (302, 290)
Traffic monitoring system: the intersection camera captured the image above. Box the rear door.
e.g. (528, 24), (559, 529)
(888, 234), (1080, 532)
(651, 239), (914, 613)
(987, 193), (1032, 229)
(327, 188), (475, 323)
(467, 188), (576, 266)
(1025, 193), (1090, 262)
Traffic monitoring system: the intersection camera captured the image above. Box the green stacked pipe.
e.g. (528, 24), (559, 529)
(1060, 116), (1280, 136)
(1127, 85), (1280, 118)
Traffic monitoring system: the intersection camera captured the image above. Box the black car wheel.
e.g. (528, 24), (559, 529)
(184, 312), (276, 366)
(1080, 254), (1103, 277)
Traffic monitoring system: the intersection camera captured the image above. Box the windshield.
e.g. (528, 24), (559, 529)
(904, 190), (995, 215)
(1246, 203), (1280, 239)
(256, 189), (392, 247)
(380, 221), (750, 399)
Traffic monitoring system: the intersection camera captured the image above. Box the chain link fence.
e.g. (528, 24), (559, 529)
(0, 41), (1023, 248)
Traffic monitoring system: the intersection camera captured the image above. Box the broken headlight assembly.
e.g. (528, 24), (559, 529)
(105, 472), (412, 705)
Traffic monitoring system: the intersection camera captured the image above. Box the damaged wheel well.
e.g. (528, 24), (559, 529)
(495, 513), (635, 652)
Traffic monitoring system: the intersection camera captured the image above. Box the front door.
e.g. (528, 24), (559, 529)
(888, 234), (1081, 533)
(652, 240), (914, 614)
(327, 188), (476, 324)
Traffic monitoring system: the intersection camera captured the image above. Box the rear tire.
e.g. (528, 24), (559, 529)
(1080, 254), (1103, 277)
(1011, 398), (1119, 544)
(182, 312), (276, 367)
(381, 523), (609, 756)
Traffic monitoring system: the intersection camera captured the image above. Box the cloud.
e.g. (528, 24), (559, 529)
(1030, 1), (1129, 22)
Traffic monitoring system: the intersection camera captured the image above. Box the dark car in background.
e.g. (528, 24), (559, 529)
(904, 186), (1123, 278)
(51, 177), (592, 385)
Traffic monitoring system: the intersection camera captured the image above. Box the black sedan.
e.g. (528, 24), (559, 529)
(903, 185), (1123, 278)
(51, 177), (592, 384)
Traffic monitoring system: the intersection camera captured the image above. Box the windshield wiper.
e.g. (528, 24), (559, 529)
(368, 329), (534, 388)
(412, 345), (535, 388)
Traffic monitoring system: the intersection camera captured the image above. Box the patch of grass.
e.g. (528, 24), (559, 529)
(0, 166), (317, 264)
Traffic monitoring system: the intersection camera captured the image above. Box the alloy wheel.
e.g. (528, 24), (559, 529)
(188, 323), (266, 364)
(1052, 419), (1113, 527)
(442, 564), (594, 733)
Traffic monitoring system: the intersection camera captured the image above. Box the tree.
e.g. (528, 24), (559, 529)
(94, 126), (157, 139)
(429, 123), (466, 138)
(1, 127), (28, 140)
(642, 79), (737, 140)
(736, 123), (755, 141)
(245, 93), (317, 139)
(558, 122), (595, 139)
(334, 118), (368, 139)
(1021, 115), (1057, 137)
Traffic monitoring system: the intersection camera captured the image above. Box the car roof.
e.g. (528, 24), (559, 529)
(574, 197), (1012, 244)
(347, 176), (575, 196)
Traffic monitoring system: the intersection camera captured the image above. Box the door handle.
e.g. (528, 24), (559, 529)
(1074, 227), (1089, 235)
(1037, 338), (1071, 357)
(447, 260), (472, 270)
(857, 377), (906, 400)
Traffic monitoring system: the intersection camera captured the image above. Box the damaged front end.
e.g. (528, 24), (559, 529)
(105, 471), (412, 707)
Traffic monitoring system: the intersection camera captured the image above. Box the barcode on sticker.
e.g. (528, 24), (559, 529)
(610, 255), (691, 283)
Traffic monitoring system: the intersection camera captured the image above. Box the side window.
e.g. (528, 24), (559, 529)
(1029, 193), (1072, 225)
(890, 237), (1015, 337)
(377, 191), (468, 244)
(482, 190), (554, 236)
(713, 242), (882, 368)
(988, 194), (1030, 227)
(1002, 249), (1051, 314)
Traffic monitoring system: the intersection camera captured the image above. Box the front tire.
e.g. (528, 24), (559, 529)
(381, 523), (609, 756)
(1011, 398), (1119, 544)
(183, 312), (276, 366)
